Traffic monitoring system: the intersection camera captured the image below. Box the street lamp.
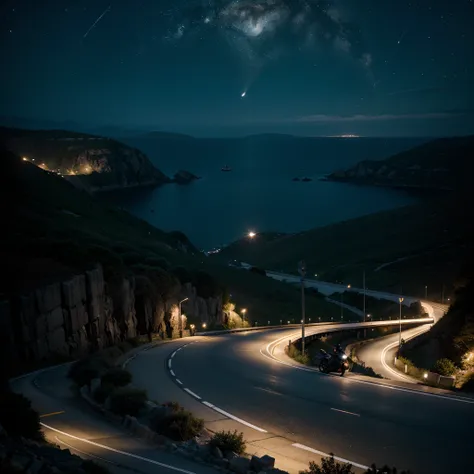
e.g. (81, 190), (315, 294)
(178, 297), (188, 338)
(202, 322), (207, 329)
(425, 285), (427, 299)
(298, 260), (306, 355)
(241, 308), (247, 328)
(248, 231), (256, 238)
(398, 297), (404, 355)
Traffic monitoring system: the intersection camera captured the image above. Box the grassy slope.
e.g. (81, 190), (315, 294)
(2, 148), (340, 324)
(213, 195), (472, 298)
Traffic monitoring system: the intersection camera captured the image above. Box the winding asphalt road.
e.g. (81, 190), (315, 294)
(127, 326), (474, 474)
(10, 355), (219, 474)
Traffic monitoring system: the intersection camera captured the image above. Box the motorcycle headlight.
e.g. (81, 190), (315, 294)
(342, 354), (347, 359)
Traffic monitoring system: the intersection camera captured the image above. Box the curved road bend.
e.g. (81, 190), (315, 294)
(128, 328), (474, 474)
(10, 361), (219, 474)
(356, 301), (448, 382)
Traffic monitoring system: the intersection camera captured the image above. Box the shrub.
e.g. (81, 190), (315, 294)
(433, 358), (457, 376)
(108, 388), (147, 416)
(101, 368), (132, 387)
(0, 390), (42, 440)
(287, 344), (310, 365)
(93, 383), (115, 404)
(151, 408), (204, 441)
(209, 430), (246, 455)
(365, 465), (412, 474)
(300, 456), (354, 474)
(82, 460), (110, 474)
(68, 360), (100, 388)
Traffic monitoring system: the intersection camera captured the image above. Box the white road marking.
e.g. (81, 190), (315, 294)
(292, 443), (369, 470)
(171, 352), (176, 359)
(55, 436), (116, 465)
(380, 327), (429, 383)
(202, 401), (267, 433)
(41, 423), (198, 474)
(167, 359), (172, 369)
(176, 379), (183, 385)
(170, 370), (175, 377)
(331, 408), (360, 417)
(183, 388), (201, 400)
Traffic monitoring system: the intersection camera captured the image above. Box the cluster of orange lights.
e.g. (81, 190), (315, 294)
(21, 156), (92, 177)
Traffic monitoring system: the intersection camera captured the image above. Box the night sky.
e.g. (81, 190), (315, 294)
(2, 0), (474, 137)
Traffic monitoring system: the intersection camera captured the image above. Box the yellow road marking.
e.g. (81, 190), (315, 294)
(40, 411), (65, 418)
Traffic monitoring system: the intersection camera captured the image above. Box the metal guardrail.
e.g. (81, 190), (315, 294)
(196, 317), (434, 337)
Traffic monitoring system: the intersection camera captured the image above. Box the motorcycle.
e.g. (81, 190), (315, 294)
(318, 348), (349, 376)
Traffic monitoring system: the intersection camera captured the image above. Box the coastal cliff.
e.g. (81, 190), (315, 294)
(0, 127), (195, 193)
(325, 135), (474, 192)
(1, 264), (223, 376)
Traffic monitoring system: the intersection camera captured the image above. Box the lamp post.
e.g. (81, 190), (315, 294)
(241, 308), (247, 328)
(398, 297), (404, 355)
(425, 285), (427, 300)
(178, 297), (188, 338)
(298, 260), (306, 355)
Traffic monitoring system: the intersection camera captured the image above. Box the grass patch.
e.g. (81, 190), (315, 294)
(286, 343), (310, 365)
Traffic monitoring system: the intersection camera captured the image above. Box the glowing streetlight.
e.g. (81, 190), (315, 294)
(248, 231), (256, 238)
(398, 297), (404, 355)
(202, 322), (207, 329)
(241, 308), (247, 328)
(178, 297), (188, 338)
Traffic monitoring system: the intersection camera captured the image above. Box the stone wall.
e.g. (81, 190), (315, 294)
(1, 264), (223, 373)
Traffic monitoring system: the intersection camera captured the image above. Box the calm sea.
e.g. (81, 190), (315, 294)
(108, 136), (427, 250)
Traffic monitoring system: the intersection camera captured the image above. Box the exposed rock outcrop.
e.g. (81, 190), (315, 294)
(173, 170), (200, 185)
(1, 264), (223, 375)
(0, 127), (171, 193)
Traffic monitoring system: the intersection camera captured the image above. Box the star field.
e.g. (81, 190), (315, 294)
(1, 0), (473, 137)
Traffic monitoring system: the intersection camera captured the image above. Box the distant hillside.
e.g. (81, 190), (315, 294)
(326, 135), (474, 192)
(214, 193), (473, 297)
(0, 127), (171, 193)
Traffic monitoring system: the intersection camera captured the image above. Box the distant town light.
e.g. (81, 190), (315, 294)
(202, 322), (207, 329)
(22, 157), (28, 161)
(248, 231), (256, 238)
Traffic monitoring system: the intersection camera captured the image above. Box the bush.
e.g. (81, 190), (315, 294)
(365, 465), (412, 474)
(68, 360), (100, 388)
(82, 460), (110, 474)
(108, 387), (147, 416)
(101, 368), (132, 387)
(151, 406), (204, 441)
(0, 390), (42, 440)
(250, 266), (266, 276)
(300, 456), (354, 474)
(287, 344), (310, 365)
(433, 358), (457, 376)
(93, 383), (115, 404)
(209, 430), (246, 455)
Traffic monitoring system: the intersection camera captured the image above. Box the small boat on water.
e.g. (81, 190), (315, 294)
(221, 165), (232, 172)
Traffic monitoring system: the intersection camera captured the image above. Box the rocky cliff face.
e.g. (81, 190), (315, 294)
(1, 264), (223, 374)
(0, 127), (171, 193)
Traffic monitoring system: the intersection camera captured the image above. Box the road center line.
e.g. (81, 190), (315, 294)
(292, 443), (369, 470)
(330, 408), (360, 417)
(202, 401), (267, 433)
(176, 379), (183, 385)
(183, 388), (201, 400)
(41, 423), (198, 474)
(167, 359), (172, 369)
(171, 352), (176, 359)
(170, 370), (175, 377)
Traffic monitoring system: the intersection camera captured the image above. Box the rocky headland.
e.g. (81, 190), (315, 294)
(0, 127), (198, 193)
(324, 135), (474, 192)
